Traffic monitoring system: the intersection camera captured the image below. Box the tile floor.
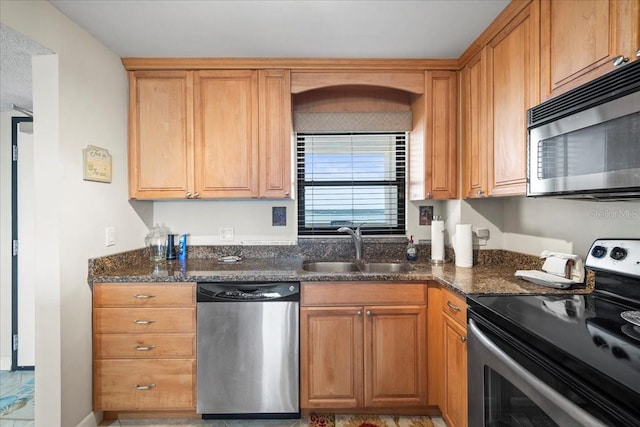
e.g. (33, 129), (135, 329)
(0, 371), (448, 427)
(0, 370), (35, 427)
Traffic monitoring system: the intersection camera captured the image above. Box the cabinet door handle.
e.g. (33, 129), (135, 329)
(133, 320), (155, 325)
(135, 384), (156, 390)
(366, 310), (372, 316)
(447, 301), (462, 312)
(193, 192), (199, 198)
(425, 192), (432, 199)
(133, 294), (155, 299)
(460, 336), (468, 343)
(185, 192), (192, 199)
(135, 345), (156, 351)
(357, 310), (362, 316)
(477, 189), (485, 197)
(612, 55), (629, 66)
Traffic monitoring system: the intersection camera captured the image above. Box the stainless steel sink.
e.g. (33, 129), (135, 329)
(360, 262), (414, 273)
(302, 261), (360, 273)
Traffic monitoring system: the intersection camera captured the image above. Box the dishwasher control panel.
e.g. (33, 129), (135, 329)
(197, 282), (300, 302)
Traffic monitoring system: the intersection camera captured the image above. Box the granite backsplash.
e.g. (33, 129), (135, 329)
(89, 238), (545, 278)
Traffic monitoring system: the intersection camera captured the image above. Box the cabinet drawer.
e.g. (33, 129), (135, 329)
(302, 282), (427, 306)
(441, 289), (467, 326)
(94, 359), (195, 411)
(94, 308), (195, 333)
(93, 283), (194, 308)
(94, 333), (195, 359)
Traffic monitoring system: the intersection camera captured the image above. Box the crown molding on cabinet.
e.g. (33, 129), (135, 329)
(121, 57), (459, 71)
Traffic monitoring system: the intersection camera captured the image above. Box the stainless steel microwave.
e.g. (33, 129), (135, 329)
(527, 60), (640, 200)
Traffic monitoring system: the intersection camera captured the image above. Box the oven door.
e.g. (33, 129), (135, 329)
(468, 317), (609, 427)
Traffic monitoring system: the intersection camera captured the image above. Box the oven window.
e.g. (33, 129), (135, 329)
(484, 366), (559, 427)
(537, 111), (640, 179)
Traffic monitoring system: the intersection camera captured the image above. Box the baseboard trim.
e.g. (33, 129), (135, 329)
(76, 411), (102, 427)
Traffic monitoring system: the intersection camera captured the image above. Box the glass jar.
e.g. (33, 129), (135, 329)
(145, 224), (167, 262)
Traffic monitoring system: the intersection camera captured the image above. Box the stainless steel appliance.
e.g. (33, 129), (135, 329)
(527, 59), (640, 199)
(196, 282), (300, 418)
(467, 239), (640, 426)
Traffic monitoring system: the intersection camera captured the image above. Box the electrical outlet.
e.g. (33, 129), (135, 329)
(105, 226), (115, 246)
(220, 227), (234, 241)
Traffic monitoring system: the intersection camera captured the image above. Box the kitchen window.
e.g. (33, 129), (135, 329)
(296, 132), (406, 236)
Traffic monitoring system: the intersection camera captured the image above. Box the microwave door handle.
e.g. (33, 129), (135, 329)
(468, 319), (608, 427)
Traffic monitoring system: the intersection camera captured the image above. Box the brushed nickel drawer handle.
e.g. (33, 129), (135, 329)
(135, 345), (156, 351)
(135, 384), (156, 390)
(133, 320), (156, 325)
(447, 301), (462, 312)
(134, 294), (156, 299)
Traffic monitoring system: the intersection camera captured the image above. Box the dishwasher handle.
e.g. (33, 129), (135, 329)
(197, 282), (300, 302)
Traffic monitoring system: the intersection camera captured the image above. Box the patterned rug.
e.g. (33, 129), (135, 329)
(0, 370), (35, 421)
(309, 413), (434, 427)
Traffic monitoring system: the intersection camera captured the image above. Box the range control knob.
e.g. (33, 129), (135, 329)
(610, 247), (627, 261)
(591, 245), (607, 258)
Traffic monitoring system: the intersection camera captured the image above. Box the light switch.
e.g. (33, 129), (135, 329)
(105, 226), (115, 246)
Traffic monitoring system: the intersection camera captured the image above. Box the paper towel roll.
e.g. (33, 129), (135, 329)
(431, 220), (445, 261)
(542, 256), (569, 277)
(455, 224), (473, 268)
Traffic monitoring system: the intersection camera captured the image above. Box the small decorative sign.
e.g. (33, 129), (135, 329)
(83, 145), (112, 183)
(419, 205), (433, 226)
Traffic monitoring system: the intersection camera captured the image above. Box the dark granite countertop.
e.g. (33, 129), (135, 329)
(89, 249), (594, 297)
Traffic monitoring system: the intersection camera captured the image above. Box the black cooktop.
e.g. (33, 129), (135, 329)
(468, 292), (640, 397)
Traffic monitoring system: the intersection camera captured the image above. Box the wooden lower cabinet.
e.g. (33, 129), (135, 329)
(300, 282), (428, 410)
(441, 288), (468, 427)
(93, 283), (196, 413)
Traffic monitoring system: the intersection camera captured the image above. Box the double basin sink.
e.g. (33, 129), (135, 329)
(302, 261), (414, 274)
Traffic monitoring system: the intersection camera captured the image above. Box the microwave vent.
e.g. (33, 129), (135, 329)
(528, 60), (640, 128)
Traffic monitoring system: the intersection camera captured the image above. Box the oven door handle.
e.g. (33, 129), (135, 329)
(468, 319), (608, 427)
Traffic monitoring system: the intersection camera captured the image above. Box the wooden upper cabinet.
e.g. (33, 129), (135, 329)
(425, 71), (458, 200)
(194, 70), (259, 198)
(128, 71), (194, 199)
(258, 70), (292, 198)
(129, 69), (292, 200)
(540, 0), (640, 101)
(409, 70), (458, 201)
(486, 1), (540, 197)
(461, 49), (488, 199)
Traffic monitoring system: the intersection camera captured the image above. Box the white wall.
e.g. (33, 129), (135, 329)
(443, 197), (640, 260)
(1, 2), (150, 426)
(153, 199), (443, 245)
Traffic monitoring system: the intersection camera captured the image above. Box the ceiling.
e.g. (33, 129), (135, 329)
(1, 0), (510, 112)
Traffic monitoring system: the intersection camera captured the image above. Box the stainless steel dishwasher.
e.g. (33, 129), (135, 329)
(196, 282), (299, 418)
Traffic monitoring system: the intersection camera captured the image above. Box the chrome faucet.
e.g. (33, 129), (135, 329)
(338, 225), (363, 260)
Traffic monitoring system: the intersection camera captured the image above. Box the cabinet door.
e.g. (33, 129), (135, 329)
(487, 2), (539, 196)
(364, 305), (427, 407)
(258, 70), (292, 198)
(425, 70), (458, 199)
(128, 71), (194, 199)
(194, 70), (259, 198)
(443, 314), (468, 427)
(462, 49), (488, 199)
(540, 0), (640, 101)
(301, 307), (364, 408)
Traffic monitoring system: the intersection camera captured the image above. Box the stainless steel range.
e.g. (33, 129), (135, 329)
(467, 239), (640, 426)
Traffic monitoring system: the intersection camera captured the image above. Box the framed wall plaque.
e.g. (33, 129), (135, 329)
(83, 145), (112, 183)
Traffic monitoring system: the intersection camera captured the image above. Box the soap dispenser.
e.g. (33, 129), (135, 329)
(406, 235), (418, 261)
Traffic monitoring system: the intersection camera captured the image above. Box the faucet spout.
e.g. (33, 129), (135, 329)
(338, 225), (363, 260)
